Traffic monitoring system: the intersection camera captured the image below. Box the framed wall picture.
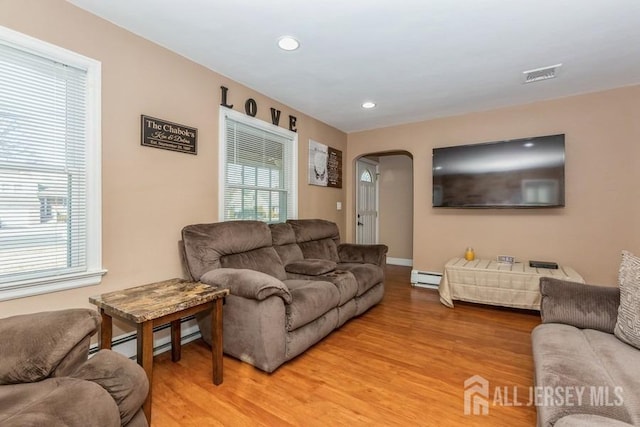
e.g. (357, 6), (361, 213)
(308, 140), (342, 188)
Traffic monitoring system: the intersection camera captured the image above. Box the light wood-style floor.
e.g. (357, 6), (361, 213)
(151, 265), (541, 426)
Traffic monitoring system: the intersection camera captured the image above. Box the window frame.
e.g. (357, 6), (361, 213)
(0, 25), (105, 301)
(218, 107), (298, 222)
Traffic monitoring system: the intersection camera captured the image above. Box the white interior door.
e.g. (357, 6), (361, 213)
(356, 158), (378, 244)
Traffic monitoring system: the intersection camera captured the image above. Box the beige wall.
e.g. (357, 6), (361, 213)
(0, 0), (346, 321)
(3, 1), (639, 322)
(347, 86), (640, 285)
(378, 155), (413, 260)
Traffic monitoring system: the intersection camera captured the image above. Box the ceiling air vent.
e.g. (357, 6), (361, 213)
(522, 63), (562, 84)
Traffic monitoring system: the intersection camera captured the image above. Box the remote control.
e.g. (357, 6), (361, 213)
(529, 260), (558, 269)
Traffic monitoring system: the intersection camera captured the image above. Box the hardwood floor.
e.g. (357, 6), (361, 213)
(151, 265), (541, 426)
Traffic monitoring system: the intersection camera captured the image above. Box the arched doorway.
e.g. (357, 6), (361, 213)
(355, 151), (413, 266)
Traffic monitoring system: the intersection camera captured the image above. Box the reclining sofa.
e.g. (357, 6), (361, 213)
(0, 309), (149, 427)
(181, 219), (388, 372)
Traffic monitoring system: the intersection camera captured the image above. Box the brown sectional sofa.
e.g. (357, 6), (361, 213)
(181, 219), (388, 372)
(0, 309), (149, 427)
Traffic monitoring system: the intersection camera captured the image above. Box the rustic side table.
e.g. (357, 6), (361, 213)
(89, 278), (229, 424)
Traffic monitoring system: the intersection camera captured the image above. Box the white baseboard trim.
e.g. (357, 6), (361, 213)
(387, 257), (413, 267)
(90, 317), (201, 359)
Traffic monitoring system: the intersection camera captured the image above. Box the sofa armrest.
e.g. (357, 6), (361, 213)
(70, 350), (149, 426)
(337, 243), (388, 266)
(0, 309), (99, 385)
(200, 268), (292, 304)
(540, 277), (620, 334)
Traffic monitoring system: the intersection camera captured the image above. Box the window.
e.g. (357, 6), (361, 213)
(220, 108), (297, 223)
(0, 26), (104, 301)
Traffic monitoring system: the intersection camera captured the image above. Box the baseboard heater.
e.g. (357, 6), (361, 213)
(89, 316), (201, 360)
(410, 270), (442, 289)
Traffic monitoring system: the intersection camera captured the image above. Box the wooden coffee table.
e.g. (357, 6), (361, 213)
(89, 278), (229, 424)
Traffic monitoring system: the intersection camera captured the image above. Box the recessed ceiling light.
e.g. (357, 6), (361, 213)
(278, 36), (299, 51)
(524, 142), (535, 148)
(361, 101), (376, 109)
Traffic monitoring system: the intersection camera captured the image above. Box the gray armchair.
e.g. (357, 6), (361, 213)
(0, 309), (149, 427)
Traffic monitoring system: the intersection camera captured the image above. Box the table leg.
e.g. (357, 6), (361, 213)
(171, 319), (181, 362)
(211, 297), (223, 385)
(137, 321), (154, 424)
(99, 309), (112, 350)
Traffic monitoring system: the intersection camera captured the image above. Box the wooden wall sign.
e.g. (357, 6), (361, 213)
(327, 146), (343, 188)
(141, 115), (197, 155)
(308, 139), (342, 188)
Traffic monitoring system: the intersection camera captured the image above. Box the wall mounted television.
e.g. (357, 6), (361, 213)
(432, 134), (565, 208)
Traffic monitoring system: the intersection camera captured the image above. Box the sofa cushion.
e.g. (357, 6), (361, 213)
(270, 223), (304, 265)
(288, 219), (340, 262)
(285, 259), (336, 276)
(581, 329), (640, 426)
(287, 219), (340, 243)
(297, 239), (340, 262)
(323, 270), (359, 305)
(532, 324), (636, 425)
(270, 223), (297, 245)
(0, 377), (121, 427)
(284, 270), (358, 306)
(337, 263), (384, 296)
(283, 280), (340, 331)
(182, 221), (286, 281)
(614, 250), (640, 350)
(274, 243), (304, 265)
(337, 243), (388, 266)
(540, 277), (620, 334)
(220, 246), (287, 281)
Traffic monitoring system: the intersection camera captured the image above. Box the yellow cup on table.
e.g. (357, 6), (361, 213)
(464, 247), (475, 261)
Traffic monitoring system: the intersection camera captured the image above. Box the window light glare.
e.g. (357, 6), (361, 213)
(278, 36), (299, 51)
(361, 101), (376, 109)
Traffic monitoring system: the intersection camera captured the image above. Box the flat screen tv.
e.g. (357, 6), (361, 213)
(432, 134), (565, 208)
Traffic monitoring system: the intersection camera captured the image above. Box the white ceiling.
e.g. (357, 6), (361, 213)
(68, 0), (640, 133)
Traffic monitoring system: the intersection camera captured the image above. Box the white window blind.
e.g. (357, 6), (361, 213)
(220, 108), (297, 223)
(0, 26), (103, 300)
